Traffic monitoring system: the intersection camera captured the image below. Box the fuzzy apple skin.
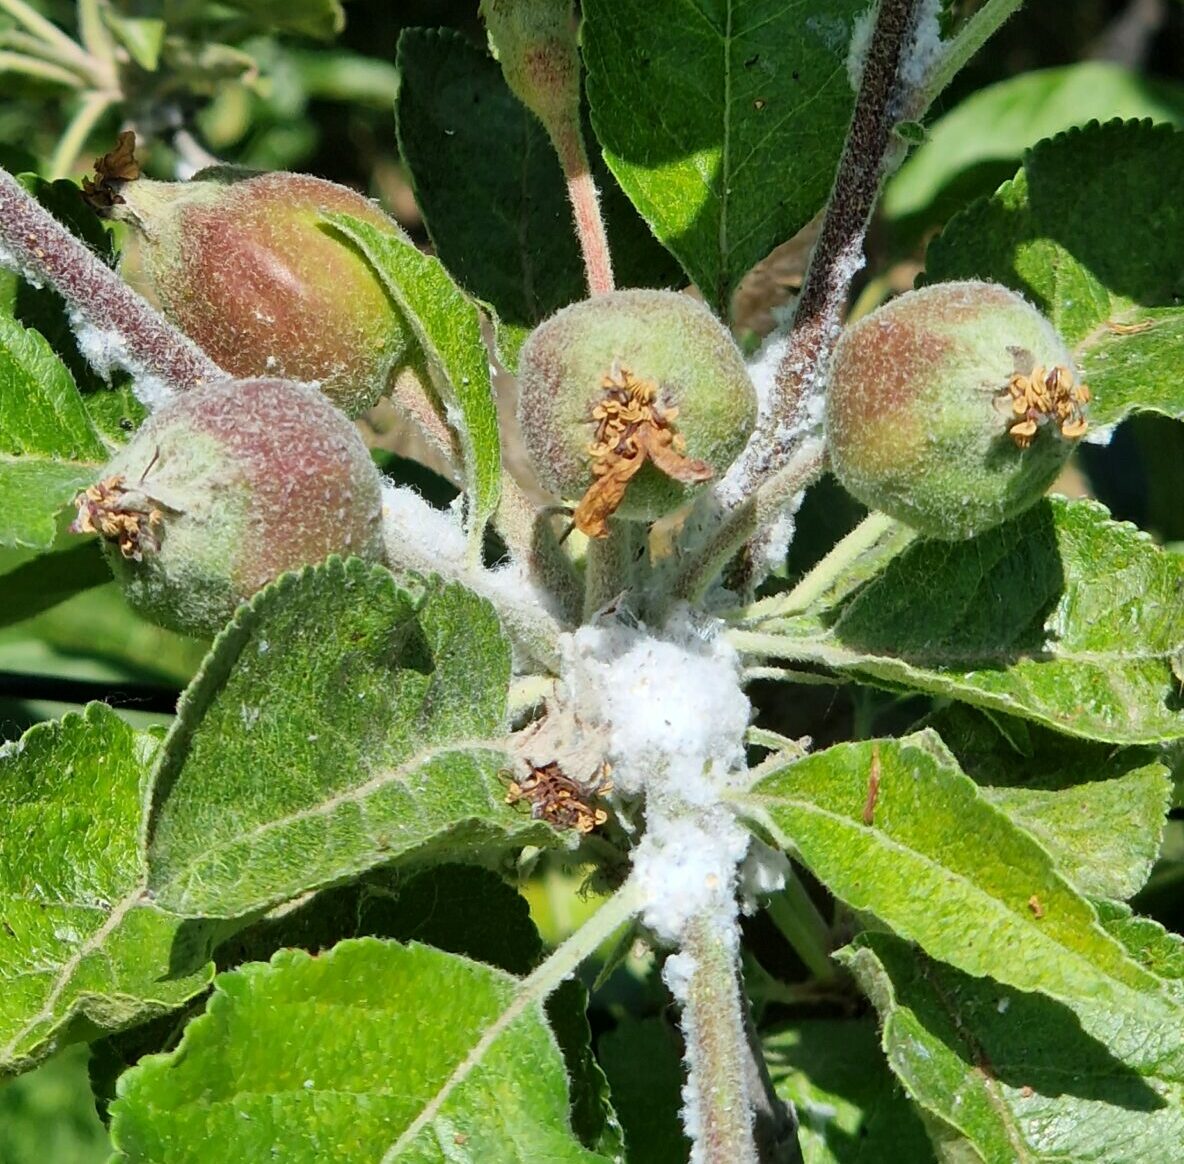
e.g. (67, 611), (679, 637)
(117, 171), (411, 418)
(517, 290), (757, 520)
(96, 378), (384, 637)
(826, 282), (1083, 540)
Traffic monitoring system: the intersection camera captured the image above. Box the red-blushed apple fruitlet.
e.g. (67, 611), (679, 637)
(108, 169), (413, 418)
(71, 378), (384, 637)
(516, 290), (757, 537)
(825, 281), (1090, 540)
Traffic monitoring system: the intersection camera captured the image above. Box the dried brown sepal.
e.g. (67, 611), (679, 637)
(504, 758), (613, 834)
(81, 130), (140, 212)
(71, 474), (163, 561)
(1004, 363), (1090, 448)
(572, 365), (714, 538)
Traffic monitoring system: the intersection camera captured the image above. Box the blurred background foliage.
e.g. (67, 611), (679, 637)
(1, 0), (1183, 1158)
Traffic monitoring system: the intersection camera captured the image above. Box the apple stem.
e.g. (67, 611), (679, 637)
(552, 121), (616, 297)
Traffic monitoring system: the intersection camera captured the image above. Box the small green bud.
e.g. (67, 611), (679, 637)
(516, 290), (757, 535)
(826, 281), (1090, 540)
(72, 378), (384, 637)
(110, 170), (413, 418)
(480, 0), (581, 137)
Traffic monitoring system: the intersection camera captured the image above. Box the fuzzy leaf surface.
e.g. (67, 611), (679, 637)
(395, 29), (681, 347)
(925, 120), (1184, 429)
(109, 938), (609, 1162)
(930, 704), (1170, 900)
(146, 558), (554, 919)
(0, 705), (213, 1076)
(582, 0), (870, 312)
(765, 1019), (934, 1163)
(0, 311), (106, 550)
(739, 498), (1184, 744)
(741, 731), (1184, 1073)
(325, 214), (501, 553)
(842, 930), (1184, 1164)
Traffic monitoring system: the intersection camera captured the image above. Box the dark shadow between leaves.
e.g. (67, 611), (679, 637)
(923, 703), (1159, 791)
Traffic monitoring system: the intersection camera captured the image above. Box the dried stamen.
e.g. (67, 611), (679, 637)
(1003, 364), (1090, 448)
(81, 130), (140, 212)
(71, 473), (164, 561)
(504, 759), (613, 834)
(572, 365), (714, 538)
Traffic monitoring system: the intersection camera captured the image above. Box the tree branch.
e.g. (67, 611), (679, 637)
(0, 166), (224, 396)
(721, 0), (929, 502)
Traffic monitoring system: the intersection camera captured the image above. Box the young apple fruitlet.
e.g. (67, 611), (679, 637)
(480, 0), (580, 138)
(825, 281), (1089, 540)
(72, 378), (384, 637)
(516, 290), (757, 537)
(100, 160), (413, 417)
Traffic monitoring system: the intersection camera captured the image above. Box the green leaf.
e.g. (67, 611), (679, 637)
(924, 120), (1184, 429)
(93, 865), (547, 1121)
(102, 13), (166, 71)
(146, 558), (561, 919)
(582, 0), (870, 313)
(0, 582), (205, 691)
(739, 498), (1184, 744)
(0, 311), (107, 550)
(930, 704), (1170, 900)
(325, 213), (501, 554)
(884, 62), (1184, 229)
(740, 731), (1184, 1073)
(0, 541), (110, 629)
(219, 0), (344, 40)
(842, 931), (1184, 1164)
(109, 938), (611, 1162)
(765, 1019), (934, 1164)
(395, 29), (682, 343)
(1095, 901), (1184, 1006)
(0, 705), (213, 1076)
(547, 980), (626, 1160)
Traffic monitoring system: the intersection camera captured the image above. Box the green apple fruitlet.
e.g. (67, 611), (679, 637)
(71, 378), (385, 638)
(825, 281), (1090, 540)
(516, 290), (757, 537)
(107, 168), (413, 418)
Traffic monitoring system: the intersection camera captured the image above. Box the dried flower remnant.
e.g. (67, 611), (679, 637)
(1004, 363), (1090, 448)
(71, 474), (167, 561)
(504, 758), (613, 834)
(572, 365), (714, 538)
(81, 130), (141, 212)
